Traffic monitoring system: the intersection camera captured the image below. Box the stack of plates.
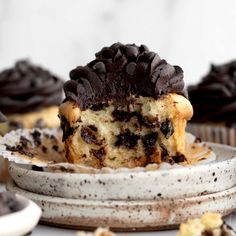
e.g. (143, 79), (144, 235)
(6, 142), (236, 231)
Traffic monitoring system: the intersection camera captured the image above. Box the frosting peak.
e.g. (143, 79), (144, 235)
(0, 60), (63, 114)
(64, 43), (185, 110)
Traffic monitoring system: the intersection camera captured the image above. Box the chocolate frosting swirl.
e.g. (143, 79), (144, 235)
(64, 43), (185, 110)
(0, 60), (63, 114)
(188, 60), (236, 124)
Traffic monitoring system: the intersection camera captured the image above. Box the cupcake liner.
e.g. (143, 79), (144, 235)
(0, 128), (216, 174)
(187, 123), (236, 146)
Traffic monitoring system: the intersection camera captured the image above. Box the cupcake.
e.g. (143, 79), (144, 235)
(188, 60), (236, 145)
(177, 212), (236, 236)
(0, 60), (63, 135)
(59, 43), (193, 168)
(0, 111), (8, 181)
(0, 60), (63, 181)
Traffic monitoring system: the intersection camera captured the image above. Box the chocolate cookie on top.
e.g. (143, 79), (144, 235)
(59, 43), (193, 168)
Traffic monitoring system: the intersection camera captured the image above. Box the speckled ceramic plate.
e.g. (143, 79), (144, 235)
(6, 180), (236, 231)
(8, 142), (236, 200)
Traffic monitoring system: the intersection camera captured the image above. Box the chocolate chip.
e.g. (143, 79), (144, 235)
(144, 146), (156, 158)
(42, 146), (47, 153)
(115, 129), (139, 149)
(142, 132), (158, 147)
(5, 144), (34, 158)
(19, 136), (31, 148)
(88, 125), (98, 132)
(31, 130), (41, 146)
(112, 109), (131, 122)
(90, 103), (108, 111)
(172, 154), (186, 163)
(60, 116), (75, 141)
(52, 145), (59, 152)
(112, 110), (159, 128)
(160, 119), (174, 139)
(91, 148), (106, 158)
(80, 127), (102, 145)
(32, 165), (44, 172)
(194, 137), (202, 143)
(160, 146), (169, 162)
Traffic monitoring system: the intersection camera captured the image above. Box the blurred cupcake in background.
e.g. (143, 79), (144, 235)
(0, 60), (64, 135)
(0, 60), (63, 182)
(188, 60), (236, 145)
(0, 111), (8, 181)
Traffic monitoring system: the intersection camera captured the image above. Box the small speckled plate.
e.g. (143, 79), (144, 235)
(6, 180), (236, 231)
(0, 193), (41, 236)
(8, 142), (236, 200)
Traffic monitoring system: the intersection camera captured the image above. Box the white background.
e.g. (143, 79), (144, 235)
(1, 0), (236, 85)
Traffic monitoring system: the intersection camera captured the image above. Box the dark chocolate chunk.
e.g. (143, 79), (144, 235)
(80, 127), (102, 145)
(88, 125), (98, 132)
(90, 103), (108, 111)
(115, 129), (140, 149)
(60, 116), (75, 141)
(172, 154), (186, 163)
(160, 119), (174, 139)
(142, 132), (158, 147)
(5, 144), (34, 158)
(19, 136), (31, 148)
(144, 146), (156, 158)
(91, 148), (106, 158)
(112, 109), (159, 128)
(42, 145), (47, 153)
(32, 165), (44, 172)
(52, 145), (59, 152)
(112, 109), (131, 122)
(31, 130), (41, 146)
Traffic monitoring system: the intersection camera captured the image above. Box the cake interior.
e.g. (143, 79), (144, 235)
(60, 93), (193, 168)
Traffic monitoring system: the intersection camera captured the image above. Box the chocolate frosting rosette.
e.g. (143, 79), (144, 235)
(188, 60), (236, 145)
(0, 60), (63, 134)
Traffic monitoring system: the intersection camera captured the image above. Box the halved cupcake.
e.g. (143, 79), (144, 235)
(59, 43), (193, 168)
